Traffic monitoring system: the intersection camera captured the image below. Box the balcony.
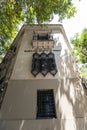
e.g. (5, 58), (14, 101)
(32, 35), (54, 49)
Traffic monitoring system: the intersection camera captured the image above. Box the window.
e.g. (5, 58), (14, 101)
(37, 89), (56, 119)
(48, 52), (57, 76)
(40, 53), (49, 76)
(33, 34), (53, 41)
(37, 35), (49, 40)
(31, 52), (57, 77)
(33, 34), (49, 41)
(31, 53), (40, 77)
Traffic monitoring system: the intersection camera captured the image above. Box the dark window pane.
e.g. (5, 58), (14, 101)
(37, 35), (49, 40)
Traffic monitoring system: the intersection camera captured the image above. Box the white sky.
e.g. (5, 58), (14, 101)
(50, 0), (87, 41)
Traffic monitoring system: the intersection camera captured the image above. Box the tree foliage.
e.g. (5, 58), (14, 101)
(80, 64), (87, 79)
(71, 28), (87, 63)
(0, 0), (77, 60)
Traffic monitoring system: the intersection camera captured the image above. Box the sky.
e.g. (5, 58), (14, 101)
(50, 0), (87, 41)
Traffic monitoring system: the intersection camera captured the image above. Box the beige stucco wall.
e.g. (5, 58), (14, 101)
(0, 118), (87, 130)
(1, 78), (87, 118)
(0, 78), (87, 130)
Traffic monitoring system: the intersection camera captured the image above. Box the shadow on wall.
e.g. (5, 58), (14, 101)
(58, 49), (79, 78)
(55, 48), (87, 130)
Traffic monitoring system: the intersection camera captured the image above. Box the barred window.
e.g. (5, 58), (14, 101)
(31, 52), (57, 77)
(37, 89), (56, 119)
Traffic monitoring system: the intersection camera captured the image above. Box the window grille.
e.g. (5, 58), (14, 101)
(40, 53), (49, 76)
(37, 89), (56, 119)
(48, 52), (57, 76)
(31, 52), (57, 76)
(31, 53), (40, 77)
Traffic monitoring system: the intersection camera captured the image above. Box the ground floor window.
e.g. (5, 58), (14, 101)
(37, 89), (56, 119)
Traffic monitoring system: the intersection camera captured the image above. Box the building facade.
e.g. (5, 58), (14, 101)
(0, 24), (87, 130)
